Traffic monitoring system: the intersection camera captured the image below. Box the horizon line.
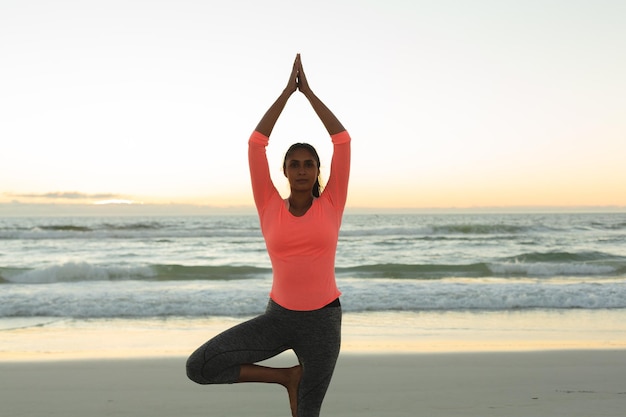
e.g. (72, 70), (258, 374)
(0, 201), (624, 216)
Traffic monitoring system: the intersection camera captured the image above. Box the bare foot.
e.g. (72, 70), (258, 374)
(237, 363), (302, 416)
(285, 365), (302, 417)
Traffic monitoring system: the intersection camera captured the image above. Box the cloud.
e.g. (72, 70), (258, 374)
(5, 192), (120, 200)
(93, 199), (134, 205)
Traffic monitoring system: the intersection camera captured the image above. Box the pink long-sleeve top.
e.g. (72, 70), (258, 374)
(248, 130), (351, 311)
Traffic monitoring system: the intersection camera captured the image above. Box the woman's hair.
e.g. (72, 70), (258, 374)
(283, 143), (322, 197)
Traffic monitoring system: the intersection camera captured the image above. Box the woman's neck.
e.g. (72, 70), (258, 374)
(287, 193), (314, 217)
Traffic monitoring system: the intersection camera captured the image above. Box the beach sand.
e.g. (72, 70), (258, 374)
(1, 350), (625, 417)
(2, 311), (626, 416)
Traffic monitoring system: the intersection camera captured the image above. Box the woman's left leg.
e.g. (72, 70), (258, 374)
(291, 303), (342, 417)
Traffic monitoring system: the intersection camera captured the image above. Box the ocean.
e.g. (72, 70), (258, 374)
(2, 211), (626, 357)
(2, 211), (626, 317)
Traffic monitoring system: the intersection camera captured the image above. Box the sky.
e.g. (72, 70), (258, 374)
(1, 0), (625, 213)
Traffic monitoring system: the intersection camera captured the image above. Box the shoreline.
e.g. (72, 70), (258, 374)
(2, 309), (626, 362)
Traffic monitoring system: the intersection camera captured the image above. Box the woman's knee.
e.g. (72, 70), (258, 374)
(185, 350), (209, 384)
(186, 348), (239, 385)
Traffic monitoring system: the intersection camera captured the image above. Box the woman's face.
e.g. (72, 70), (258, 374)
(284, 148), (319, 193)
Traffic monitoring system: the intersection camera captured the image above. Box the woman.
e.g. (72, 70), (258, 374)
(186, 54), (351, 417)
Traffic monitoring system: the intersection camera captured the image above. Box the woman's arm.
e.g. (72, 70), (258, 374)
(254, 56), (299, 136)
(296, 55), (345, 135)
(295, 55), (350, 208)
(249, 56), (300, 212)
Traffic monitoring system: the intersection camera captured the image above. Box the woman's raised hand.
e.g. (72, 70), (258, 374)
(284, 54), (299, 94)
(295, 54), (312, 97)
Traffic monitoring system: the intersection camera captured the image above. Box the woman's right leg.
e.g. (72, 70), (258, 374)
(185, 310), (290, 385)
(186, 305), (303, 416)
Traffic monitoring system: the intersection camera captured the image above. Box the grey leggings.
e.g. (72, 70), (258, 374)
(186, 298), (342, 417)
